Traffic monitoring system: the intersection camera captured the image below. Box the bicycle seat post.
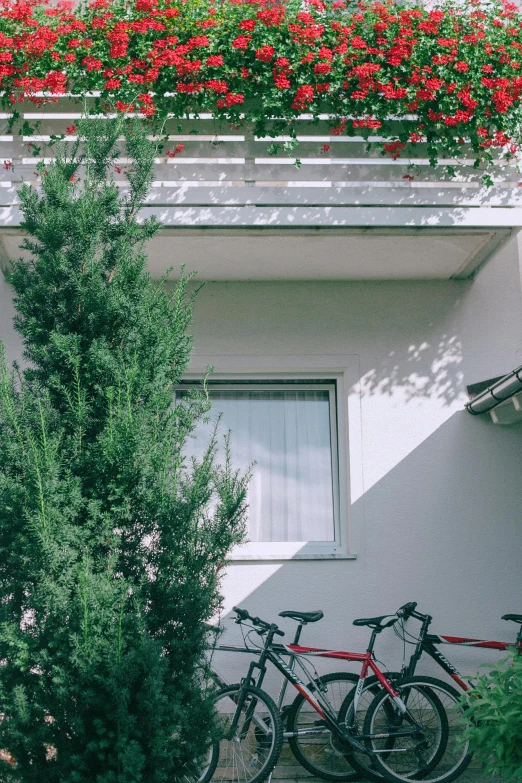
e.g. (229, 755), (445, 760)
(292, 622), (304, 645)
(366, 628), (379, 653)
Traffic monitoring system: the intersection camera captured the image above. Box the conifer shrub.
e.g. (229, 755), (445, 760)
(0, 117), (248, 783)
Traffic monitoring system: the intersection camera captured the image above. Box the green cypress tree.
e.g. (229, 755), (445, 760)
(0, 117), (247, 783)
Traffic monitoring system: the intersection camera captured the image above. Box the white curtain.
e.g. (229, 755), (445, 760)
(182, 388), (335, 542)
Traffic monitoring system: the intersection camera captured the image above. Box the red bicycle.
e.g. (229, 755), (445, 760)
(330, 602), (522, 783)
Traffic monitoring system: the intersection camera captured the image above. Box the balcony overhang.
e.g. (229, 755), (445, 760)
(0, 225), (513, 281)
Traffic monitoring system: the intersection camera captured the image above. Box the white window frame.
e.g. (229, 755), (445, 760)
(184, 354), (362, 561)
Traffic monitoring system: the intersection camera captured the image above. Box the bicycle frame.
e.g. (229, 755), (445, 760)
(211, 619), (350, 734)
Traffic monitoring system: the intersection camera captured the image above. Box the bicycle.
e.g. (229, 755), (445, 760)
(202, 606), (451, 783)
(206, 609), (360, 781)
(336, 602), (522, 783)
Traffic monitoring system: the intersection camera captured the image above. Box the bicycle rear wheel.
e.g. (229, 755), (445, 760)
(361, 677), (471, 783)
(286, 671), (360, 781)
(203, 683), (283, 783)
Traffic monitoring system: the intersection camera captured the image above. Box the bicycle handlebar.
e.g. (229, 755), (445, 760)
(232, 606), (285, 637)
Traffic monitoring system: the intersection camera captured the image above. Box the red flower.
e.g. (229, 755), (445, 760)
(225, 92), (244, 106)
(455, 61), (469, 71)
(65, 125), (77, 134)
(239, 19), (256, 31)
(274, 73), (290, 89)
(492, 90), (514, 112)
(314, 62), (331, 75)
(352, 63), (381, 77)
(205, 79), (228, 93)
(136, 0), (157, 11)
(351, 36), (368, 49)
(231, 35), (251, 50)
(352, 118), (381, 129)
(383, 140), (406, 160)
(115, 100), (135, 112)
(188, 36), (210, 48)
(437, 37), (459, 47)
(176, 82), (203, 93)
(292, 84), (314, 110)
(206, 55), (224, 67)
(166, 144), (184, 158)
(257, 7), (285, 27)
(82, 56), (103, 71)
(256, 45), (275, 62)
(105, 78), (122, 90)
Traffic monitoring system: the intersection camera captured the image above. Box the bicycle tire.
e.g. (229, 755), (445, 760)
(338, 676), (451, 783)
(286, 671), (360, 782)
(201, 683), (283, 783)
(362, 676), (471, 783)
(334, 674), (403, 783)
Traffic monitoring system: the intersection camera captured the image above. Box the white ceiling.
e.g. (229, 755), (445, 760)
(0, 227), (511, 281)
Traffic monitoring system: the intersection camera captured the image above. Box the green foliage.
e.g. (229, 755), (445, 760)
(0, 117), (248, 783)
(462, 650), (522, 780)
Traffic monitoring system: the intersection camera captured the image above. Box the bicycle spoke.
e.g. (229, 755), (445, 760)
(211, 685), (282, 783)
(286, 672), (361, 781)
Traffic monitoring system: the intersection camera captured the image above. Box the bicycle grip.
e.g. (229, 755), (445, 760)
(398, 601), (418, 618)
(233, 606), (250, 621)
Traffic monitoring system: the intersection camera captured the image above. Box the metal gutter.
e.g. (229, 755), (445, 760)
(466, 365), (522, 415)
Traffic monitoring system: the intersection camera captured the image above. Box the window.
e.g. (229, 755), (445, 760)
(178, 380), (349, 559)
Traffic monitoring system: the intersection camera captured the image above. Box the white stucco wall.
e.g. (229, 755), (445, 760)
(1, 233), (521, 690)
(188, 235), (522, 686)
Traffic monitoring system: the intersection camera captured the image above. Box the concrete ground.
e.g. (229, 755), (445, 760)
(267, 743), (504, 782)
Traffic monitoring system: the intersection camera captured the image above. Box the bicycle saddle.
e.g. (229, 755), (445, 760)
(279, 610), (324, 624)
(353, 614), (398, 629)
(502, 613), (522, 624)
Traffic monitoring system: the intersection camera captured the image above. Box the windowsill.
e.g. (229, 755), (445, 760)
(229, 552), (357, 562)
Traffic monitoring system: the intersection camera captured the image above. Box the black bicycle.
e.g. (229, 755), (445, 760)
(202, 607), (452, 783)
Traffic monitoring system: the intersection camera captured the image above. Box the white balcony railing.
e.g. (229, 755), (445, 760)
(0, 98), (521, 279)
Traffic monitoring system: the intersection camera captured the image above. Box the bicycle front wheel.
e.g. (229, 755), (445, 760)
(362, 676), (471, 783)
(205, 683), (283, 783)
(180, 745), (219, 783)
(286, 671), (360, 781)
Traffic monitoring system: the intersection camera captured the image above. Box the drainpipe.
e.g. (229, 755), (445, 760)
(466, 365), (522, 415)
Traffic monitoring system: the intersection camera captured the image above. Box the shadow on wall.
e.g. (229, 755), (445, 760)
(214, 410), (522, 691)
(358, 333), (464, 406)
